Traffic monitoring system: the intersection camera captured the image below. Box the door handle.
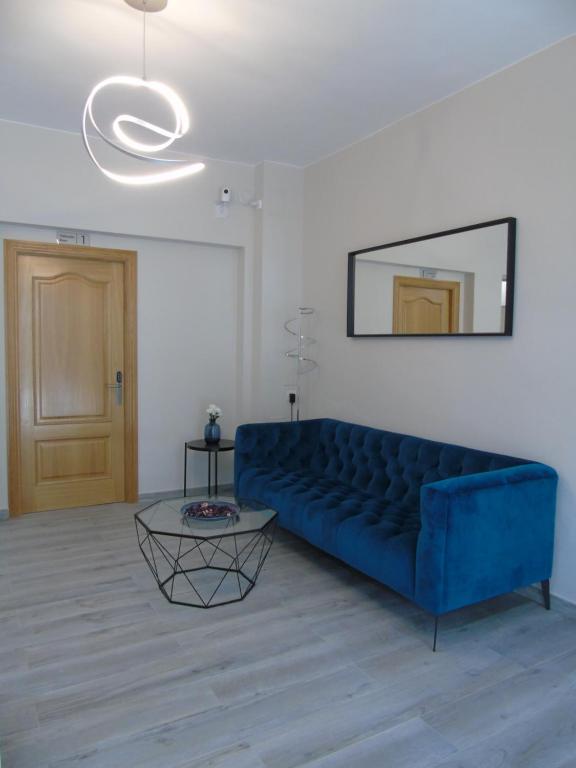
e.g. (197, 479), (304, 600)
(107, 371), (123, 405)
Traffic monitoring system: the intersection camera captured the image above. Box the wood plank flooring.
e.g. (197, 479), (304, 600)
(1, 501), (576, 767)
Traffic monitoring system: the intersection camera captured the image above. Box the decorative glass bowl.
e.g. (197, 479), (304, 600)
(180, 500), (239, 522)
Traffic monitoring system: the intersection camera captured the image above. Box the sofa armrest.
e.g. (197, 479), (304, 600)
(415, 463), (558, 615)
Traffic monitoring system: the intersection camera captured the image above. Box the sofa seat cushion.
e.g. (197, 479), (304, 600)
(333, 499), (420, 599)
(237, 465), (420, 599)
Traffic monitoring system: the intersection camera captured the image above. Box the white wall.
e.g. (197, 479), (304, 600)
(254, 162), (304, 420)
(302, 36), (576, 603)
(0, 119), (304, 503)
(96, 233), (240, 496)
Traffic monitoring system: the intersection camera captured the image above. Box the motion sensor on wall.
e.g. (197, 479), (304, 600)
(220, 186), (231, 203)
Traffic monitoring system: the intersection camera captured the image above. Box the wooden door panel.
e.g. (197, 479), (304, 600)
(5, 241), (137, 515)
(398, 293), (449, 333)
(393, 276), (460, 334)
(35, 437), (111, 483)
(35, 273), (110, 421)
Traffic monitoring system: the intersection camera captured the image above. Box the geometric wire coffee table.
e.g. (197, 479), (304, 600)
(135, 497), (277, 608)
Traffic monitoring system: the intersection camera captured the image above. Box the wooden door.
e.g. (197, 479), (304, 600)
(5, 241), (137, 515)
(393, 276), (460, 334)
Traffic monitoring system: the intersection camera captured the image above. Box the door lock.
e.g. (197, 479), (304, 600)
(107, 371), (123, 405)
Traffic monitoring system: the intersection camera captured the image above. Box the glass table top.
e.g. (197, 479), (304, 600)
(135, 496), (277, 539)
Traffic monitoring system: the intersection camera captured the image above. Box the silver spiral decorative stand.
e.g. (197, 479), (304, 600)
(284, 307), (317, 421)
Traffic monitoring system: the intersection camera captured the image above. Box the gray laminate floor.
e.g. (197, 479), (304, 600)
(1, 501), (576, 768)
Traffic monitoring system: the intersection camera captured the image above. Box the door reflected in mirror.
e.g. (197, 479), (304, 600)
(347, 218), (515, 337)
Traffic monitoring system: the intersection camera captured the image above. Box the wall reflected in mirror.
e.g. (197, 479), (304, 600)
(347, 218), (515, 337)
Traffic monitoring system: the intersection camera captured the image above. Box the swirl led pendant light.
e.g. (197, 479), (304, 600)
(82, 0), (205, 185)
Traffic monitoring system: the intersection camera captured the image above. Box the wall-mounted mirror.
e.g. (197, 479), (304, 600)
(347, 218), (515, 337)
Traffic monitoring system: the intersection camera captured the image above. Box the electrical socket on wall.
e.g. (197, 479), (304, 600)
(285, 387), (297, 403)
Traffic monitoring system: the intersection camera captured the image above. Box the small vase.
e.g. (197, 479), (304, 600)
(204, 420), (221, 444)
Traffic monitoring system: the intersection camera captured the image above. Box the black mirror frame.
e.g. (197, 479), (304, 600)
(347, 217), (516, 338)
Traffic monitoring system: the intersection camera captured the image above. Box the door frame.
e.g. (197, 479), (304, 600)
(392, 275), (460, 334)
(4, 240), (138, 516)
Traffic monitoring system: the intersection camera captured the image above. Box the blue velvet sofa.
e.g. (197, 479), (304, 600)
(235, 418), (557, 623)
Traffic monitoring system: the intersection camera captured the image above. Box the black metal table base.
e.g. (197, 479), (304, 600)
(135, 515), (276, 608)
(183, 439), (235, 498)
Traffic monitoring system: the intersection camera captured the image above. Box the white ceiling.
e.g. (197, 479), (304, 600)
(1, 0), (575, 166)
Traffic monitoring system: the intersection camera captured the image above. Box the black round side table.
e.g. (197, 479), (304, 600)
(183, 439), (235, 498)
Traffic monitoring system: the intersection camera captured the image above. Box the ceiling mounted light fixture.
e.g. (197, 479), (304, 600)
(82, 0), (205, 186)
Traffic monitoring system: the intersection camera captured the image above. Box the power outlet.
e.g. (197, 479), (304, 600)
(285, 387), (297, 403)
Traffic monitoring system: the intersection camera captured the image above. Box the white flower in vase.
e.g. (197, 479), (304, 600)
(206, 404), (222, 423)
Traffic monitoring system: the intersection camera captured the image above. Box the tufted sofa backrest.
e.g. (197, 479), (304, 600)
(305, 419), (527, 510)
(235, 418), (528, 512)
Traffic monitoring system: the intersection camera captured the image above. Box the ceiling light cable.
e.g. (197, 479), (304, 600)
(142, 1), (147, 80)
